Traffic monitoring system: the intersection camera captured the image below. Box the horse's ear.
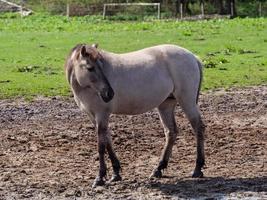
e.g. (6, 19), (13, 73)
(80, 44), (100, 61)
(85, 48), (99, 62)
(81, 45), (88, 58)
(92, 43), (98, 48)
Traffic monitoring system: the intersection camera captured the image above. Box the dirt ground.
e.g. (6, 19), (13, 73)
(0, 86), (266, 200)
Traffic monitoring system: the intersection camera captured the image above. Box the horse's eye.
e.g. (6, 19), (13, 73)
(87, 67), (95, 72)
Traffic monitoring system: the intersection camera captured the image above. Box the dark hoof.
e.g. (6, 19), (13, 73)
(150, 170), (162, 179)
(192, 170), (204, 178)
(92, 177), (105, 188)
(110, 174), (122, 182)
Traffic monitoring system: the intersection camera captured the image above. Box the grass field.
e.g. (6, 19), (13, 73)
(0, 13), (266, 99)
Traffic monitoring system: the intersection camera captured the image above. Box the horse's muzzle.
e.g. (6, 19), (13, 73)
(100, 87), (114, 103)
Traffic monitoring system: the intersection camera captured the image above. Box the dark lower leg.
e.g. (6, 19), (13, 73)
(93, 142), (107, 187)
(151, 100), (177, 178)
(106, 141), (122, 182)
(158, 135), (176, 170)
(93, 122), (109, 187)
(150, 133), (176, 178)
(192, 119), (205, 178)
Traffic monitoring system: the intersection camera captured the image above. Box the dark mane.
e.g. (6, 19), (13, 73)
(70, 44), (84, 55)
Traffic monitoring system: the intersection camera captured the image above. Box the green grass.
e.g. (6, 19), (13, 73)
(0, 13), (266, 99)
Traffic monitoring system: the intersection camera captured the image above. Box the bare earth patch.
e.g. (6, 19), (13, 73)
(0, 86), (266, 199)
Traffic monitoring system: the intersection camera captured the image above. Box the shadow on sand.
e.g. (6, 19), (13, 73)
(147, 176), (267, 199)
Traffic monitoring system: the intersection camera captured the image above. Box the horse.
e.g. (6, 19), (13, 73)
(65, 43), (205, 187)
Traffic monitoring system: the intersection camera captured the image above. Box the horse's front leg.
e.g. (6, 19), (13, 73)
(93, 122), (108, 187)
(92, 114), (122, 187)
(106, 130), (122, 182)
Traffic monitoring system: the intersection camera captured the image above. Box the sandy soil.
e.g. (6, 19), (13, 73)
(0, 86), (266, 200)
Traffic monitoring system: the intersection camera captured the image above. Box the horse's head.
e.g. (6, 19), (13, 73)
(73, 44), (114, 103)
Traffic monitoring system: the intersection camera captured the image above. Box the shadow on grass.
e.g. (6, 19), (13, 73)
(147, 176), (267, 199)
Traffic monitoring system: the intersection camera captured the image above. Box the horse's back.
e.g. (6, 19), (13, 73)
(140, 44), (201, 97)
(139, 44), (202, 106)
(116, 44), (192, 61)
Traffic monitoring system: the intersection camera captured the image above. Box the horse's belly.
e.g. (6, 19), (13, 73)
(111, 86), (173, 115)
(112, 98), (165, 115)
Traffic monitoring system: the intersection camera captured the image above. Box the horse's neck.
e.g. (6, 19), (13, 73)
(101, 51), (121, 73)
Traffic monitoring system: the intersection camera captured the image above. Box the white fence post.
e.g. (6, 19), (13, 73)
(66, 3), (70, 18)
(259, 2), (262, 17)
(157, 3), (160, 19)
(180, 3), (183, 19)
(201, 2), (204, 17)
(103, 4), (106, 19)
(230, 1), (234, 17)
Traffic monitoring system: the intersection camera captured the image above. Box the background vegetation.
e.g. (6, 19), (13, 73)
(0, 13), (266, 99)
(10, 0), (267, 18)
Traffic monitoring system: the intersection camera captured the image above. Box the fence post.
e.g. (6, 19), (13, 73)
(230, 0), (234, 17)
(66, 2), (70, 18)
(103, 4), (106, 19)
(180, 3), (183, 19)
(259, 2), (262, 17)
(201, 2), (204, 18)
(157, 3), (161, 19)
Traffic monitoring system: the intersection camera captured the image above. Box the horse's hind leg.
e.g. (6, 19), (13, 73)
(150, 98), (178, 178)
(190, 113), (205, 178)
(177, 95), (205, 178)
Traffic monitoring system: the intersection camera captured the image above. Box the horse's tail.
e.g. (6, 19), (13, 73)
(196, 58), (203, 104)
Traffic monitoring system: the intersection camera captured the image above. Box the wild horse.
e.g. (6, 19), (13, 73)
(65, 44), (205, 187)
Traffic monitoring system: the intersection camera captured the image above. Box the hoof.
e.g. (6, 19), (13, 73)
(150, 170), (162, 179)
(92, 177), (105, 188)
(192, 170), (204, 178)
(110, 174), (122, 182)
